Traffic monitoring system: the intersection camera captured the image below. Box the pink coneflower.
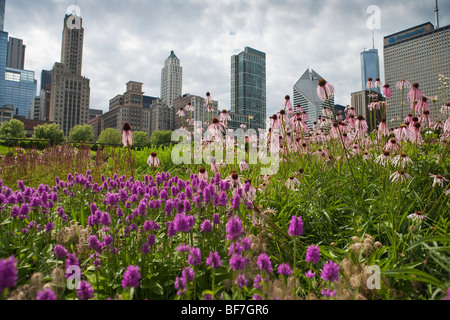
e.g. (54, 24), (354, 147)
(409, 122), (423, 143)
(240, 123), (247, 129)
(430, 174), (449, 188)
(296, 104), (304, 113)
(198, 167), (209, 181)
(355, 115), (368, 135)
(239, 160), (249, 172)
(368, 100), (382, 111)
(219, 110), (231, 126)
(445, 118), (450, 133)
(285, 176), (301, 191)
(440, 103), (450, 117)
(394, 124), (410, 142)
(270, 114), (281, 130)
(392, 153), (413, 168)
(415, 96), (430, 115)
(317, 79), (335, 102)
(390, 170), (413, 183)
(404, 114), (414, 125)
(284, 95), (293, 111)
(176, 108), (185, 118)
(204, 92), (212, 109)
(407, 211), (426, 222)
(385, 138), (400, 153)
(147, 152), (160, 168)
(347, 114), (356, 128)
(419, 110), (433, 128)
(378, 119), (390, 138)
(322, 107), (334, 118)
(345, 106), (356, 118)
(278, 109), (288, 125)
(374, 78), (383, 89)
(185, 102), (194, 113)
(208, 117), (226, 135)
(209, 157), (221, 174)
(396, 79), (412, 90)
(408, 82), (422, 104)
(122, 122), (133, 147)
(383, 84), (392, 98)
(375, 151), (391, 167)
(366, 77), (375, 90)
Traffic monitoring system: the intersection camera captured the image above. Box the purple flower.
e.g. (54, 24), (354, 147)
(235, 274), (248, 288)
(213, 214), (220, 225)
(226, 216), (244, 241)
(288, 216), (304, 237)
(103, 234), (113, 247)
(278, 263), (292, 276)
(182, 267), (195, 283)
(256, 254), (273, 274)
(0, 256), (18, 292)
(147, 234), (156, 246)
(54, 245), (68, 259)
(443, 288), (450, 300)
(100, 212), (111, 226)
(166, 221), (176, 237)
(77, 281), (94, 300)
(321, 260), (340, 283)
(174, 276), (186, 296)
(229, 254), (247, 271)
(206, 251), (222, 269)
(65, 254), (80, 279)
(305, 270), (316, 279)
(306, 245), (320, 264)
(140, 243), (149, 255)
(201, 220), (212, 233)
(177, 243), (190, 253)
(36, 288), (57, 300)
(240, 238), (252, 251)
(174, 213), (194, 233)
(321, 289), (336, 298)
(253, 294), (263, 300)
(188, 247), (202, 266)
(229, 242), (244, 256)
(122, 265), (141, 289)
(45, 222), (54, 233)
(204, 294), (213, 300)
(253, 274), (263, 290)
(231, 194), (241, 210)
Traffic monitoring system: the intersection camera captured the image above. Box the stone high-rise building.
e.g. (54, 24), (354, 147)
(0, 0), (4, 32)
(49, 13), (90, 136)
(161, 51), (182, 107)
(173, 94), (219, 130)
(384, 22), (450, 126)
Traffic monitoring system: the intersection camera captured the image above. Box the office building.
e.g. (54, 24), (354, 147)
(89, 108), (103, 121)
(40, 69), (52, 91)
(161, 51), (182, 107)
(361, 49), (380, 91)
(293, 69), (334, 128)
(148, 99), (173, 136)
(49, 13), (90, 136)
(351, 90), (384, 132)
(30, 95), (40, 120)
(0, 104), (13, 123)
(173, 94), (219, 130)
(384, 22), (450, 126)
(231, 47), (266, 130)
(7, 37), (25, 70)
(0, 0), (5, 32)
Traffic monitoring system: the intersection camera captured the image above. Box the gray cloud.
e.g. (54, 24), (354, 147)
(3, 0), (450, 117)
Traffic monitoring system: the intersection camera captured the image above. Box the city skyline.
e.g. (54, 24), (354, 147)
(2, 0), (450, 119)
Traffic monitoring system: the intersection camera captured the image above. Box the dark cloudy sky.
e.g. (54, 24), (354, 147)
(3, 0), (450, 116)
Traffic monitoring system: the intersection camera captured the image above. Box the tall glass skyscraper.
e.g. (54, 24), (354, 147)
(361, 49), (380, 90)
(0, 30), (8, 107)
(231, 47), (266, 130)
(0, 0), (5, 32)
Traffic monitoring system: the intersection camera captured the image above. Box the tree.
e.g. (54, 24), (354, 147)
(97, 128), (121, 145)
(69, 125), (94, 143)
(150, 130), (173, 146)
(33, 123), (65, 145)
(133, 131), (149, 147)
(0, 119), (26, 140)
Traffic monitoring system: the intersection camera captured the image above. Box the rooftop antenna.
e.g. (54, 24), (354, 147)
(372, 30), (375, 49)
(435, 0), (440, 29)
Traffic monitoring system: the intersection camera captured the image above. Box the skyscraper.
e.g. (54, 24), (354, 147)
(231, 47), (266, 130)
(49, 13), (90, 136)
(293, 69), (334, 128)
(161, 51), (182, 107)
(0, 0), (5, 32)
(40, 69), (52, 91)
(384, 22), (450, 126)
(7, 37), (25, 69)
(361, 49), (380, 91)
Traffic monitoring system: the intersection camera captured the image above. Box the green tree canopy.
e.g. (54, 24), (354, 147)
(150, 130), (173, 146)
(133, 131), (149, 147)
(33, 123), (65, 145)
(97, 128), (121, 145)
(69, 125), (94, 143)
(0, 119), (26, 140)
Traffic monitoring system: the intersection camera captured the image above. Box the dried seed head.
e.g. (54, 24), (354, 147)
(30, 273), (43, 290)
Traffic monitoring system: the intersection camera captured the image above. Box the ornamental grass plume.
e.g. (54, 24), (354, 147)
(122, 122), (133, 147)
